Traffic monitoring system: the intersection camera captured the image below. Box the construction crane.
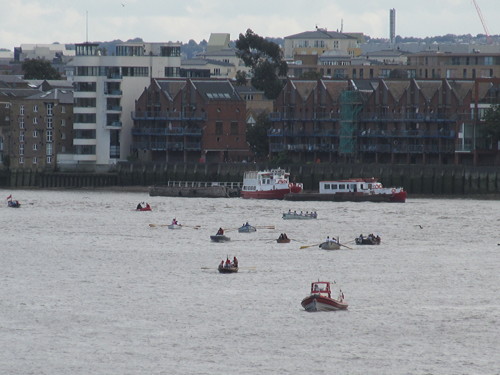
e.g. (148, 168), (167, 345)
(472, 0), (492, 44)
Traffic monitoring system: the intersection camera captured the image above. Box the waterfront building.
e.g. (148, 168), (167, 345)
(64, 41), (181, 169)
(1, 86), (73, 170)
(269, 78), (500, 166)
(131, 78), (251, 163)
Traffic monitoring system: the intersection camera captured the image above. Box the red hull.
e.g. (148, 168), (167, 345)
(301, 295), (348, 312)
(241, 184), (302, 199)
(240, 188), (291, 199)
(390, 191), (407, 203)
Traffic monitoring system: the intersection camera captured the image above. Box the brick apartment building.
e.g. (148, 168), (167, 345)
(131, 78), (252, 163)
(8, 88), (73, 170)
(269, 78), (500, 166)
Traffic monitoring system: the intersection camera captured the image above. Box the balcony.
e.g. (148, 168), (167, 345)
(185, 142), (201, 150)
(268, 129), (337, 137)
(360, 112), (457, 123)
(132, 141), (186, 151)
(106, 121), (122, 128)
(131, 127), (202, 136)
(269, 112), (340, 122)
(358, 129), (455, 139)
(104, 90), (122, 96)
(131, 111), (206, 121)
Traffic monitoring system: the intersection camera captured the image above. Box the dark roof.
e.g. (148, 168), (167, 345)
(155, 80), (187, 101)
(234, 85), (264, 95)
(27, 88), (73, 104)
(0, 88), (40, 98)
(191, 80), (241, 101)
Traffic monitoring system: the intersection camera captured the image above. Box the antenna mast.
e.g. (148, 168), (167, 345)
(86, 10), (89, 42)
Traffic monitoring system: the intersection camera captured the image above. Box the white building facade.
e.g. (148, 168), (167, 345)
(64, 42), (181, 168)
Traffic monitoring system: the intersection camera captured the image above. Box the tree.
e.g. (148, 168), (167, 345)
(234, 70), (248, 86)
(22, 59), (61, 79)
(246, 112), (272, 160)
(235, 29), (287, 99)
(482, 104), (500, 139)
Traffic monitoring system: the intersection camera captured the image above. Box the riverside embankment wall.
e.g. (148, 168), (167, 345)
(2, 163), (500, 196)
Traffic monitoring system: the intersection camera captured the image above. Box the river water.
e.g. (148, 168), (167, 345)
(1, 189), (499, 375)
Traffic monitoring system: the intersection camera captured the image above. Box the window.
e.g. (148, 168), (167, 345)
(164, 67), (180, 77)
(61, 132), (66, 140)
(47, 117), (53, 129)
(46, 143), (53, 156)
(76, 66), (100, 76)
(230, 122), (238, 135)
(33, 130), (38, 138)
(215, 122), (223, 135)
(46, 130), (53, 142)
(213, 68), (221, 76)
(19, 157), (24, 164)
(122, 66), (149, 77)
(61, 119), (66, 127)
(75, 82), (96, 92)
(33, 157), (38, 164)
(19, 133), (24, 142)
(19, 144), (24, 155)
(61, 106), (66, 113)
(46, 103), (53, 116)
(484, 56), (493, 66)
(33, 105), (38, 112)
(160, 46), (181, 57)
(33, 144), (38, 151)
(74, 113), (96, 123)
(46, 156), (52, 164)
(20, 105), (25, 115)
(19, 118), (24, 129)
(33, 117), (38, 125)
(74, 98), (96, 107)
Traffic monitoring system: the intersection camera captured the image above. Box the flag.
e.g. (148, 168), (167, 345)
(6, 194), (12, 200)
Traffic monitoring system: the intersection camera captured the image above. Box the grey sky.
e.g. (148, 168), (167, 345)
(0, 0), (497, 49)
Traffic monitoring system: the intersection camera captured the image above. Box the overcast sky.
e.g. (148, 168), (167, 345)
(1, 0), (498, 50)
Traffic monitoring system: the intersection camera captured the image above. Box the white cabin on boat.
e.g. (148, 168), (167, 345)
(319, 178), (395, 194)
(242, 169), (291, 192)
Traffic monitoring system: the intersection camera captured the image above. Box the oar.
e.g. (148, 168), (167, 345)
(183, 225), (201, 229)
(255, 225), (275, 229)
(339, 243), (354, 250)
(300, 243), (322, 249)
(149, 223), (169, 228)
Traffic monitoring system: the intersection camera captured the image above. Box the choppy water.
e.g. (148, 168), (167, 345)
(1, 189), (499, 375)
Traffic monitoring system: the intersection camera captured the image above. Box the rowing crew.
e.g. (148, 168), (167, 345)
(220, 257), (238, 269)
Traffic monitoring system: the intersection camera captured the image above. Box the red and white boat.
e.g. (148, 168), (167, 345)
(240, 169), (303, 199)
(301, 281), (348, 312)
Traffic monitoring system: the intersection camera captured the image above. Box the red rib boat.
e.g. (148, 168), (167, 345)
(301, 281), (348, 312)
